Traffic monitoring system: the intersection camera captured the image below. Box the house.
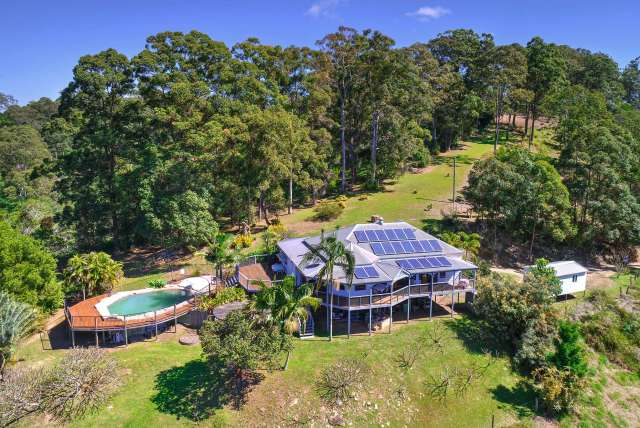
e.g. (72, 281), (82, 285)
(272, 221), (478, 336)
(525, 260), (587, 296)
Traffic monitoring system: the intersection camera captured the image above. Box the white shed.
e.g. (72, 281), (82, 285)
(525, 261), (587, 296)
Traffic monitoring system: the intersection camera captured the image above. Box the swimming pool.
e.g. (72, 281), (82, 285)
(106, 289), (191, 316)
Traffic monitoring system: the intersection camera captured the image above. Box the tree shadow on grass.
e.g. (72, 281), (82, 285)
(445, 317), (504, 356)
(152, 359), (227, 421)
(491, 381), (538, 418)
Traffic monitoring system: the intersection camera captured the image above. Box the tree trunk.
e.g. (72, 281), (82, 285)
(284, 350), (291, 370)
(432, 116), (437, 149)
(529, 218), (537, 262)
(370, 110), (379, 187)
(288, 176), (293, 215)
(494, 87), (503, 154)
(340, 94), (346, 194)
(329, 285), (334, 342)
(350, 137), (357, 190)
(528, 107), (536, 151)
(524, 105), (530, 137)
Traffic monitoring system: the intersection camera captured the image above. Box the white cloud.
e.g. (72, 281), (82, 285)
(407, 5), (451, 21)
(306, 0), (340, 17)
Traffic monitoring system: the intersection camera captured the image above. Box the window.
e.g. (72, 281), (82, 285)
(355, 284), (366, 291)
(439, 271), (446, 279)
(572, 275), (578, 283)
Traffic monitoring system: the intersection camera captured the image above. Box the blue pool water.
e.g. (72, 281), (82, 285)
(107, 290), (190, 316)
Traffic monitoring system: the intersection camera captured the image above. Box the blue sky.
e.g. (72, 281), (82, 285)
(2, 0), (639, 104)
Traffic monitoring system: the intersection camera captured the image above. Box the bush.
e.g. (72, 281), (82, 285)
(532, 366), (585, 415)
(412, 145), (431, 168)
(262, 223), (288, 254)
(197, 287), (246, 313)
(313, 201), (344, 221)
(232, 234), (253, 249)
(148, 279), (166, 289)
(315, 357), (370, 406)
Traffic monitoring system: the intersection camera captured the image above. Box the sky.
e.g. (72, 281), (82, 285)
(2, 0), (639, 105)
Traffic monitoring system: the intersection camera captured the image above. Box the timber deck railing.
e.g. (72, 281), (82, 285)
(64, 279), (223, 347)
(316, 280), (475, 309)
(236, 253), (284, 289)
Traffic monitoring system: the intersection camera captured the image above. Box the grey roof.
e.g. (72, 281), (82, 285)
(525, 261), (588, 277)
(278, 221), (477, 284)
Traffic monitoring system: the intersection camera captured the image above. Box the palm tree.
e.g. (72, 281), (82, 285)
(301, 230), (355, 341)
(65, 252), (124, 299)
(252, 275), (320, 369)
(206, 233), (239, 281)
(0, 292), (35, 376)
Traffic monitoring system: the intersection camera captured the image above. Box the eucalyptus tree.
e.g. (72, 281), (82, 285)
(301, 231), (355, 341)
(622, 57), (640, 109)
(525, 37), (566, 148)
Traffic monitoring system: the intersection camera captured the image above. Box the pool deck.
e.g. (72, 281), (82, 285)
(67, 292), (196, 331)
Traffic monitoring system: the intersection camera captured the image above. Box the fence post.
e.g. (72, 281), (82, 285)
(174, 304), (177, 333)
(154, 310), (158, 340)
(124, 315), (128, 346)
(95, 317), (99, 348)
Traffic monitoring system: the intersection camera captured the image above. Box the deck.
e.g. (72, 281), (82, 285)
(237, 260), (282, 292)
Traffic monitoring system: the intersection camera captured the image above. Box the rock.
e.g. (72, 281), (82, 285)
(178, 335), (200, 345)
(328, 414), (345, 426)
(289, 398), (299, 407)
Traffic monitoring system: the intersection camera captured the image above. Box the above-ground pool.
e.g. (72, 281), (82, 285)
(106, 289), (191, 316)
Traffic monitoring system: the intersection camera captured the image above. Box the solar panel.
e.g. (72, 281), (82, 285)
(370, 242), (384, 255)
(419, 240), (433, 252)
(436, 256), (451, 267)
(354, 231), (368, 243)
(408, 259), (422, 269)
(396, 259), (411, 269)
(385, 229), (398, 240)
(429, 257), (442, 267)
(365, 230), (378, 242)
(374, 230), (387, 241)
(381, 242), (395, 255)
(410, 241), (423, 252)
(394, 229), (406, 239)
(391, 241), (405, 254)
(401, 241), (414, 253)
(363, 266), (378, 278)
(354, 267), (368, 279)
(403, 228), (417, 240)
(417, 258), (431, 268)
(429, 240), (443, 251)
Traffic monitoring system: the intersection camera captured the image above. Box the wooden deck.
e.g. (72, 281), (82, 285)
(238, 262), (275, 292)
(66, 293), (195, 331)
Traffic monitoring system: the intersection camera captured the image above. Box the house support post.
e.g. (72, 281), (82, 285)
(389, 305), (393, 334)
(174, 305), (177, 333)
(71, 329), (75, 348)
(95, 318), (99, 348)
(154, 311), (158, 340)
(429, 276), (434, 320)
(368, 290), (372, 336)
(451, 280), (455, 318)
(406, 298), (410, 324)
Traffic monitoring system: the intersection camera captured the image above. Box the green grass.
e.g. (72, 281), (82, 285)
(16, 318), (535, 427)
(281, 137), (496, 237)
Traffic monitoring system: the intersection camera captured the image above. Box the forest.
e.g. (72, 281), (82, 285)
(1, 27), (639, 263)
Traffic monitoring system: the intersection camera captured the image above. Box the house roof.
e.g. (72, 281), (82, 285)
(277, 221), (476, 284)
(525, 260), (588, 277)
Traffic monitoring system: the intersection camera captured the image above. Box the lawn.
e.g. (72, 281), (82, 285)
(280, 136), (497, 237)
(17, 318), (534, 428)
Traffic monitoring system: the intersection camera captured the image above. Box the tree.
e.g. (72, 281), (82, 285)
(0, 221), (62, 312)
(474, 260), (560, 355)
(622, 57), (640, 109)
(4, 97), (58, 131)
(64, 252), (123, 299)
(205, 233), (239, 280)
(0, 292), (35, 375)
(525, 37), (566, 148)
(199, 309), (292, 408)
(0, 347), (118, 425)
(547, 321), (588, 378)
(252, 276), (321, 368)
(301, 230), (354, 341)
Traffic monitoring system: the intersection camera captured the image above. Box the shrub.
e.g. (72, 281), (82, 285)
(148, 279), (166, 289)
(263, 223), (288, 254)
(197, 287), (246, 313)
(232, 234), (253, 249)
(412, 145), (430, 168)
(532, 365), (585, 415)
(0, 348), (118, 425)
(315, 357), (370, 406)
(548, 321), (588, 378)
(313, 201), (344, 221)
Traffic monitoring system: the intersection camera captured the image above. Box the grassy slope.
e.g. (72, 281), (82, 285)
(281, 138), (495, 237)
(64, 320), (529, 428)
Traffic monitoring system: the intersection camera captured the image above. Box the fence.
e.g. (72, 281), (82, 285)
(64, 279), (223, 347)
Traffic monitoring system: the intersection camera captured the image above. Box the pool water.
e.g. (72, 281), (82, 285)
(107, 290), (191, 316)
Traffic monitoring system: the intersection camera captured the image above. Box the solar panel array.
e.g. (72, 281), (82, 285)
(354, 228), (416, 242)
(354, 265), (379, 279)
(369, 239), (443, 256)
(395, 257), (452, 270)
